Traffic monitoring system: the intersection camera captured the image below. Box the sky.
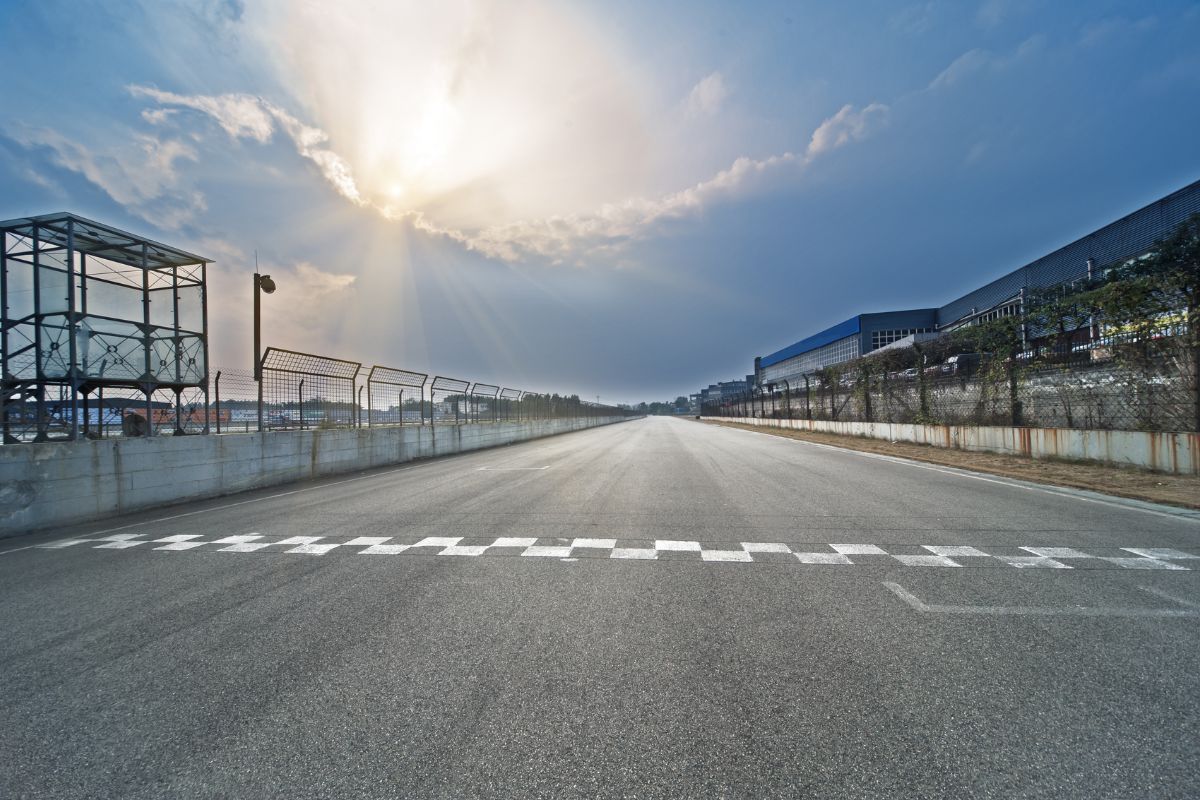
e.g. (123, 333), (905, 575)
(1, 0), (1198, 404)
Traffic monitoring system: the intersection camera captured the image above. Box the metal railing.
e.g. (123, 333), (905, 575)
(1, 340), (635, 441)
(366, 365), (427, 427)
(706, 350), (1197, 433)
(259, 348), (360, 431)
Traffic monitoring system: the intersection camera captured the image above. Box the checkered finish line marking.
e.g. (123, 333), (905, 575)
(34, 535), (1200, 570)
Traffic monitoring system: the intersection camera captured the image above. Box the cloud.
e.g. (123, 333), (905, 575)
(417, 102), (889, 263)
(130, 84), (887, 264)
(128, 85), (364, 205)
(806, 103), (889, 157)
(964, 140), (989, 165)
(129, 86), (274, 141)
(7, 125), (204, 229)
(890, 2), (938, 35)
(928, 34), (1044, 89)
(975, 0), (1034, 29)
(1079, 16), (1157, 48)
(141, 108), (178, 125)
(685, 72), (730, 116)
(929, 48), (991, 89)
(186, 234), (358, 366)
(293, 261), (356, 294)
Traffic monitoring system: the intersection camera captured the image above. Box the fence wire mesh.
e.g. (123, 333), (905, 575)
(3, 343), (632, 442)
(429, 376), (472, 424)
(365, 365), (426, 426)
(469, 383), (500, 424)
(707, 347), (1197, 433)
(499, 388), (523, 422)
(259, 348), (361, 430)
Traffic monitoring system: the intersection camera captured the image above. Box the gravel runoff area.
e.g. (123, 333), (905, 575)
(701, 419), (1200, 510)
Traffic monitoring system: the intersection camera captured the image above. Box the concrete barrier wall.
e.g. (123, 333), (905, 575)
(703, 416), (1200, 476)
(0, 417), (632, 536)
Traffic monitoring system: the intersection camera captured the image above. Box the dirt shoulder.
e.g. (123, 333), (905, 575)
(701, 419), (1200, 510)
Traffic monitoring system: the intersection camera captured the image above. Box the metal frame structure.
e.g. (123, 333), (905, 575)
(259, 347), (360, 430)
(1, 213), (209, 442)
(365, 365), (427, 426)
(469, 382), (499, 423)
(499, 388), (523, 422)
(429, 375), (470, 424)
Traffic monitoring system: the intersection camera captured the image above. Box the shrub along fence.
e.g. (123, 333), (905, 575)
(707, 213), (1200, 434)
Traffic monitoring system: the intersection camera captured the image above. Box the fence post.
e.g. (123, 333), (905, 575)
(298, 379), (304, 430)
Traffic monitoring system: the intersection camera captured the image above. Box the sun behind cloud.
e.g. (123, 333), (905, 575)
(250, 0), (654, 229)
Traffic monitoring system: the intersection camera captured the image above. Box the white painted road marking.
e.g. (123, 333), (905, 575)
(220, 543), (273, 552)
(287, 543), (341, 555)
(440, 545), (490, 556)
(1099, 557), (1188, 570)
(412, 537), (462, 548)
(793, 552), (853, 565)
(726, 425), (1200, 524)
(701, 550), (754, 562)
(475, 466), (551, 471)
(1021, 547), (1093, 559)
(892, 555), (961, 568)
(1122, 548), (1200, 560)
(994, 555), (1070, 569)
(884, 581), (1200, 618)
(213, 535), (263, 544)
(744, 542), (794, 553)
(360, 544), (411, 555)
(611, 548), (657, 560)
(923, 546), (989, 557)
(831, 544), (888, 555)
(522, 546), (574, 558)
(29, 535), (1200, 572)
(656, 540), (701, 551)
(573, 538), (617, 549)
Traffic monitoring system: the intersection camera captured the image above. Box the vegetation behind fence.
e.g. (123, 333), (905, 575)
(707, 213), (1200, 433)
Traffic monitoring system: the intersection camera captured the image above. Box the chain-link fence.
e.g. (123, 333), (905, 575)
(365, 365), (426, 426)
(707, 346), (1196, 433)
(259, 348), (361, 430)
(705, 211), (1200, 434)
(469, 383), (499, 423)
(499, 388), (523, 422)
(2, 338), (635, 442)
(429, 376), (470, 424)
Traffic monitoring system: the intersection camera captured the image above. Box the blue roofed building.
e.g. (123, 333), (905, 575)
(751, 177), (1200, 388)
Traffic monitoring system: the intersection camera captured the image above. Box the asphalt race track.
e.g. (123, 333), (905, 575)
(3, 416), (1199, 799)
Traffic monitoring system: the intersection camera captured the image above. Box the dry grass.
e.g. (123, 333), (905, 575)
(702, 420), (1200, 510)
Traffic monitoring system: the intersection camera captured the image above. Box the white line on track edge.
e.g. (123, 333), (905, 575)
(724, 425), (1200, 524)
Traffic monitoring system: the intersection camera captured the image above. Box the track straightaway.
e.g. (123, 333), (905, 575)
(2, 416), (1199, 799)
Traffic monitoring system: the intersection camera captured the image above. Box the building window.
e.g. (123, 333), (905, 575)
(761, 334), (861, 383)
(869, 328), (931, 351)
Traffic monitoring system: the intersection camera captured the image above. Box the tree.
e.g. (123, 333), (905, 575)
(1096, 213), (1200, 430)
(950, 315), (1025, 425)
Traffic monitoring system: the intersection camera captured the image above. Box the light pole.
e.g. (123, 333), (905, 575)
(253, 272), (276, 432)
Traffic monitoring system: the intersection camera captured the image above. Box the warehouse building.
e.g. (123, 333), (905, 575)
(753, 177), (1200, 387)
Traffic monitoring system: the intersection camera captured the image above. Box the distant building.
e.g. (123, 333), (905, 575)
(699, 379), (749, 406)
(757, 310), (937, 387)
(751, 177), (1200, 387)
